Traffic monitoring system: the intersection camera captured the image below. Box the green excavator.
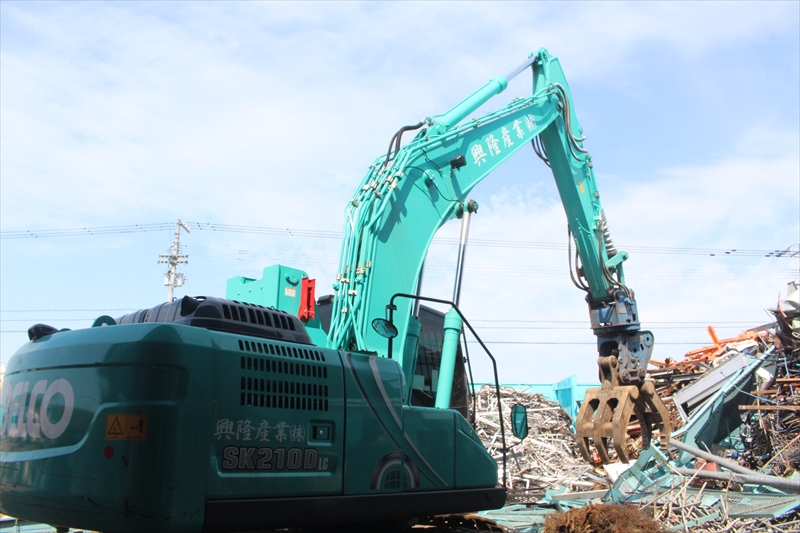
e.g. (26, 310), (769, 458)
(0, 49), (670, 533)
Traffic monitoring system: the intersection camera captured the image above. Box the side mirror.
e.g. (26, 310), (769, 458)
(510, 403), (528, 440)
(371, 318), (398, 339)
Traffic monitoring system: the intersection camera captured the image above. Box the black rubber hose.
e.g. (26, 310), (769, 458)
(383, 122), (425, 167)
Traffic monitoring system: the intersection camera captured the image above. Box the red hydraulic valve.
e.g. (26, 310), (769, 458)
(298, 277), (316, 322)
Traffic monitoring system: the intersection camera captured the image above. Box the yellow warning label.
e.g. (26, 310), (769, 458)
(105, 414), (148, 441)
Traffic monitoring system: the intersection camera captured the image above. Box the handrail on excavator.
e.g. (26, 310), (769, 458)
(384, 292), (508, 488)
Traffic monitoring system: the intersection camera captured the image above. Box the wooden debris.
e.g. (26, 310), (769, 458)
(472, 385), (609, 501)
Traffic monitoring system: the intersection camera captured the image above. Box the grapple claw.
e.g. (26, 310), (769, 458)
(576, 383), (639, 463)
(575, 357), (671, 464)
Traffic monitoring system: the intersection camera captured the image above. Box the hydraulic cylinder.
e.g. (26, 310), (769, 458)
(435, 308), (463, 409)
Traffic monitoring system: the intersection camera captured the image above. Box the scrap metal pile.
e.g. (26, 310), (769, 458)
(601, 443), (800, 533)
(475, 281), (800, 532)
(647, 281), (800, 480)
(628, 483), (800, 533)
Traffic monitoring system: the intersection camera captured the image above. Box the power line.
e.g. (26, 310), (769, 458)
(465, 341), (711, 345)
(2, 222), (797, 258)
(0, 319), (757, 332)
(0, 223), (173, 238)
(0, 309), (138, 312)
(0, 310), (766, 324)
(0, 312), (768, 326)
(180, 245), (795, 281)
(186, 244), (796, 270)
(471, 325), (757, 330)
(0, 331), (715, 344)
(469, 319), (763, 324)
(2, 318), (122, 321)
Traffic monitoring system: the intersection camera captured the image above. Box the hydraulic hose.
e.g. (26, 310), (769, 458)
(532, 136), (550, 167)
(568, 227), (590, 293)
(383, 122), (425, 167)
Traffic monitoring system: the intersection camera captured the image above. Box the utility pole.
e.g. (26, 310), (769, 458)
(159, 219), (190, 302)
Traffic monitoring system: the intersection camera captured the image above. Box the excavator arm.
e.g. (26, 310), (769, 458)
(327, 49), (669, 463)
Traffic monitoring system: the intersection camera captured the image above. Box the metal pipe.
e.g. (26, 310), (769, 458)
(387, 292), (507, 487)
(673, 467), (800, 493)
(669, 438), (753, 476)
(452, 200), (477, 306)
(435, 309), (463, 409)
(432, 79), (508, 134)
(503, 55), (538, 81)
(413, 261), (425, 316)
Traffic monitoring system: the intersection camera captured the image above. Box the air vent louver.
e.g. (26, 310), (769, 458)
(238, 344), (330, 412)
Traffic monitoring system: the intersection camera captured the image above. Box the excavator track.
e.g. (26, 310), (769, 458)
(271, 515), (506, 533)
(415, 514), (505, 533)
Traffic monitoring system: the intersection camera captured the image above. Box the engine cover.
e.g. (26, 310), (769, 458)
(116, 295), (313, 345)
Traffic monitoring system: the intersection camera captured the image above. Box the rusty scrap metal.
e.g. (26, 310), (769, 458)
(637, 481), (800, 532)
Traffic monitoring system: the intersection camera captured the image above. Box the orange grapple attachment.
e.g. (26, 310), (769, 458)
(575, 356), (671, 464)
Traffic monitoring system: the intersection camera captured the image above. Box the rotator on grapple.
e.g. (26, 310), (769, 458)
(566, 207), (672, 463)
(566, 229), (672, 463)
(577, 287), (672, 463)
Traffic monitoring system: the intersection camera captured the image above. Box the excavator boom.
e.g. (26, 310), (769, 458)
(326, 49), (670, 462)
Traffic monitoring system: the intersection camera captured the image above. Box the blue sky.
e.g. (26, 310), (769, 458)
(1, 1), (798, 383)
